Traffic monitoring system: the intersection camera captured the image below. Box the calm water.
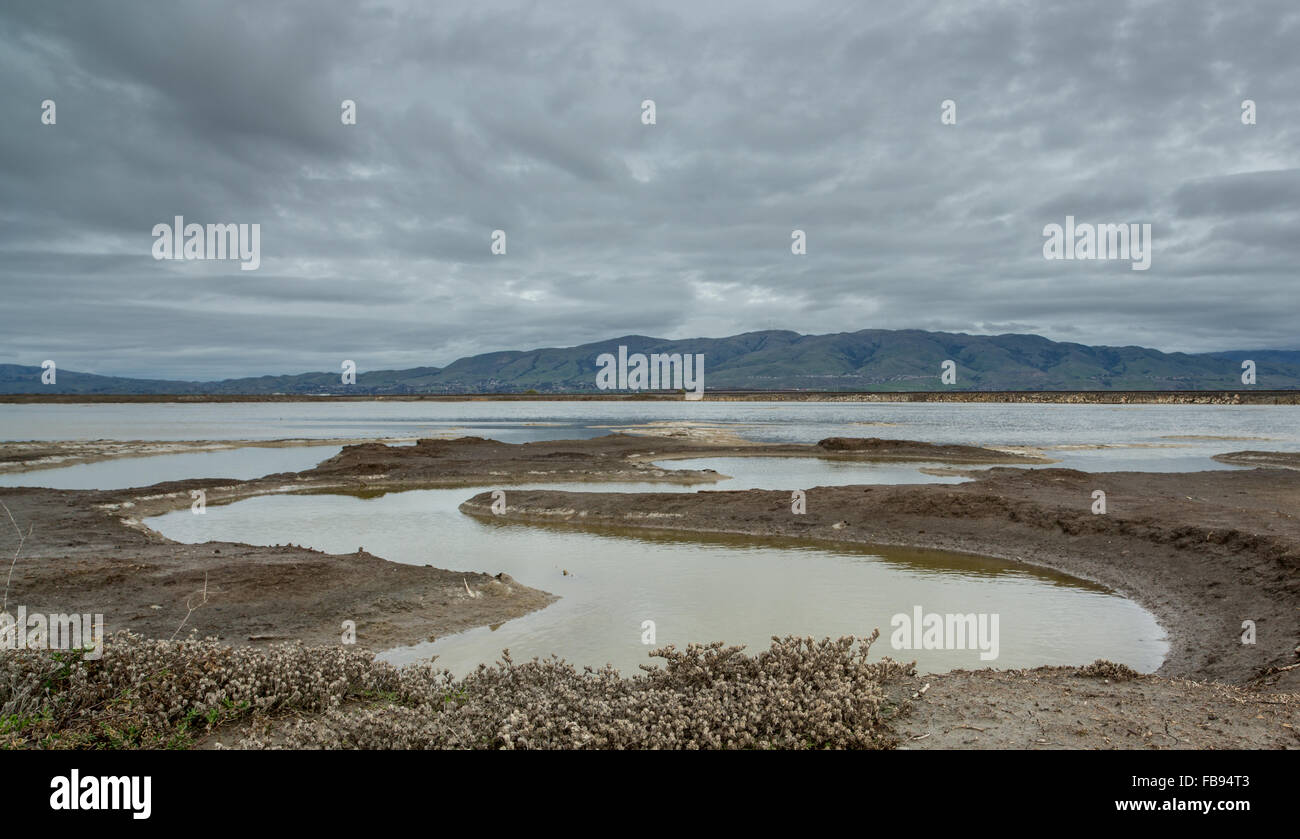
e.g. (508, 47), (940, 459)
(3, 401), (1296, 487)
(1, 402), (1297, 456)
(0, 445), (342, 490)
(147, 478), (1168, 676)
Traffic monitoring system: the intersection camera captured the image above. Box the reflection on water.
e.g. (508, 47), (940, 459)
(147, 482), (1168, 677)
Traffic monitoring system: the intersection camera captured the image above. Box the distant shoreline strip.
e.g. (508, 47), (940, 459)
(1, 391), (1297, 405)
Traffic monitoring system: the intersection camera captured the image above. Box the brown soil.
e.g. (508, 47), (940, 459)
(3, 433), (1297, 748)
(893, 668), (1297, 749)
(815, 436), (1037, 461)
(0, 484), (554, 651)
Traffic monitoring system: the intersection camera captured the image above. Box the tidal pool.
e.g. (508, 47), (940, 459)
(147, 479), (1168, 677)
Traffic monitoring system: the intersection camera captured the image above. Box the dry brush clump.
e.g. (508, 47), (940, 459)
(1075, 659), (1141, 682)
(0, 631), (399, 748)
(1, 631), (914, 750)
(253, 630), (915, 750)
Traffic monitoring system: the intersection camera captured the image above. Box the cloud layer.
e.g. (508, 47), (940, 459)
(2, 0), (1297, 379)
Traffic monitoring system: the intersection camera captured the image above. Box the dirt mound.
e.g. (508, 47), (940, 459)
(817, 437), (1039, 462)
(1077, 660), (1141, 681)
(1213, 450), (1300, 470)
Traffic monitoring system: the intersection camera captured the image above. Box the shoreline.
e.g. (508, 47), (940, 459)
(3, 390), (1300, 405)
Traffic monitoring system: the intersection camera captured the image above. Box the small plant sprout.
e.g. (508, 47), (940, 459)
(170, 573), (210, 641)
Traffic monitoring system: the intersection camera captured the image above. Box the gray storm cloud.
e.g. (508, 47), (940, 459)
(1, 0), (1297, 379)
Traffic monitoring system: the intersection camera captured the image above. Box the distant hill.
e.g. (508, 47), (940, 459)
(4, 330), (1299, 394)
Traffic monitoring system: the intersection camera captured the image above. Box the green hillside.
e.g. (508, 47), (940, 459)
(3, 330), (1297, 394)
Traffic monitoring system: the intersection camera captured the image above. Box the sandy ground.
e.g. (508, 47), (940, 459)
(892, 668), (1297, 749)
(2, 433), (1296, 747)
(0, 437), (419, 475)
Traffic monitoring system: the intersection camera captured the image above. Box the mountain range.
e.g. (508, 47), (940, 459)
(4, 329), (1299, 394)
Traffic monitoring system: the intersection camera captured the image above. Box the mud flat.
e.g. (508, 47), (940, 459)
(0, 437), (418, 476)
(2, 435), (1295, 748)
(1213, 450), (1300, 470)
(0, 436), (1028, 648)
(0, 482), (554, 651)
(295, 433), (1044, 488)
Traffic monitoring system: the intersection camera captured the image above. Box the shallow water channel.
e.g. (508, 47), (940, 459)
(147, 456), (1168, 677)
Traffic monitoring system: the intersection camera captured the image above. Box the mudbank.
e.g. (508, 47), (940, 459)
(1, 434), (1296, 749)
(0, 435), (1032, 650)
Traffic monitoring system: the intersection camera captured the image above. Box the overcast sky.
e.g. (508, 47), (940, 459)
(1, 0), (1297, 380)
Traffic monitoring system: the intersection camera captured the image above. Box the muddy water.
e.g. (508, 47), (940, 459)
(147, 474), (1168, 677)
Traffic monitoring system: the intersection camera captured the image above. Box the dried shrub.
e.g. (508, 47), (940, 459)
(0, 632), (397, 748)
(258, 631), (914, 750)
(1076, 659), (1140, 682)
(1, 631), (913, 750)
